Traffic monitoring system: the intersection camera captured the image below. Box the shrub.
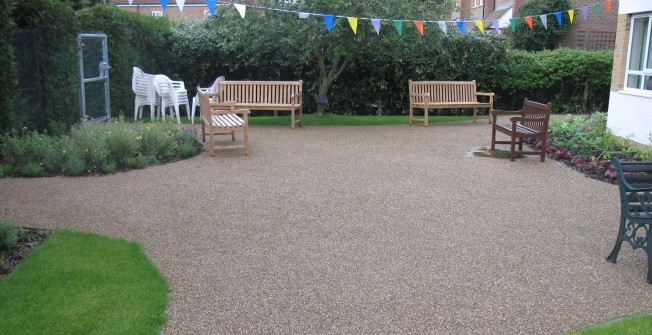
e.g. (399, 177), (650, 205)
(507, 0), (571, 51)
(0, 219), (21, 251)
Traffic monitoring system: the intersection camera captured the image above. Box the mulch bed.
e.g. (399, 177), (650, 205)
(0, 227), (50, 278)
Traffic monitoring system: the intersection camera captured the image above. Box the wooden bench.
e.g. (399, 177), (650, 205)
(210, 80), (303, 128)
(490, 98), (552, 162)
(408, 80), (494, 126)
(606, 158), (652, 284)
(198, 88), (250, 157)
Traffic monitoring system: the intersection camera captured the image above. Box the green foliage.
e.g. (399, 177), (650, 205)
(12, 0), (81, 133)
(497, 48), (613, 113)
(571, 314), (652, 335)
(0, 229), (169, 334)
(0, 120), (200, 177)
(77, 4), (172, 116)
(548, 113), (646, 160)
(0, 219), (22, 251)
(508, 0), (571, 51)
(0, 0), (17, 135)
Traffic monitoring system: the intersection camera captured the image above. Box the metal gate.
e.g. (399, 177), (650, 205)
(77, 33), (111, 122)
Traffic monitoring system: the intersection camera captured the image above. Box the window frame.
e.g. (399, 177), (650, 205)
(473, 0), (484, 8)
(624, 13), (652, 92)
(151, 10), (163, 18)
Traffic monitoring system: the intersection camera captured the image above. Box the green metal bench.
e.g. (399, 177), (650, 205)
(606, 158), (652, 284)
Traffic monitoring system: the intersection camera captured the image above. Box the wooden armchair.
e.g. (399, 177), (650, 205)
(197, 88), (250, 157)
(490, 98), (552, 162)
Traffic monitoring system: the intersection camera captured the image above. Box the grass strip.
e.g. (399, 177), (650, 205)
(0, 229), (168, 335)
(570, 314), (652, 335)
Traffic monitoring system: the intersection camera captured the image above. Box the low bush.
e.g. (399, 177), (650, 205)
(0, 119), (201, 177)
(0, 219), (22, 251)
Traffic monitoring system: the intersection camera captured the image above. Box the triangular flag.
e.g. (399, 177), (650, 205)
(594, 4), (600, 17)
(438, 22), (447, 35)
(128, 0), (133, 4)
(555, 12), (562, 26)
(324, 15), (334, 33)
(540, 15), (548, 29)
(414, 21), (424, 36)
(371, 19), (381, 35)
(475, 20), (484, 34)
(509, 18), (516, 32)
(492, 19), (500, 34)
(393, 20), (403, 36)
(206, 0), (216, 14)
(582, 6), (588, 20)
(606, 1), (612, 13)
(298, 12), (310, 19)
(160, 0), (168, 11)
(348, 17), (358, 34)
(568, 10), (575, 24)
(525, 16), (533, 30)
(176, 0), (184, 12)
(457, 21), (465, 36)
(234, 3), (246, 18)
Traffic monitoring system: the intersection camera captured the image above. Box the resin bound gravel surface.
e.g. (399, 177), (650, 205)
(1, 121), (651, 334)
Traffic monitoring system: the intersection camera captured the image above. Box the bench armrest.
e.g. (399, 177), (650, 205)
(476, 92), (494, 97)
(210, 108), (250, 116)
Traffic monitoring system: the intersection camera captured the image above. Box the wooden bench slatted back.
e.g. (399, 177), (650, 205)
(215, 80), (303, 128)
(408, 80), (494, 126)
(490, 98), (552, 162)
(606, 158), (652, 284)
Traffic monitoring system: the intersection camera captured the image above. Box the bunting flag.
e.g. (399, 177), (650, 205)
(525, 16), (533, 30)
(176, 0), (185, 12)
(492, 19), (500, 34)
(540, 15), (548, 29)
(298, 12), (309, 19)
(371, 19), (381, 35)
(594, 4), (600, 16)
(348, 17), (358, 34)
(568, 10), (575, 24)
(555, 12), (562, 26)
(582, 6), (588, 20)
(475, 20), (484, 34)
(393, 20), (403, 36)
(206, 0), (216, 14)
(160, 0), (168, 11)
(509, 18), (516, 32)
(414, 21), (424, 36)
(606, 0), (612, 13)
(234, 3), (246, 18)
(457, 21), (465, 36)
(128, 0), (133, 4)
(438, 22), (447, 35)
(324, 15), (334, 33)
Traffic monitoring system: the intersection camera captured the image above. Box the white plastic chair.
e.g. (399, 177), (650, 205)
(191, 76), (225, 124)
(132, 67), (158, 120)
(153, 75), (190, 124)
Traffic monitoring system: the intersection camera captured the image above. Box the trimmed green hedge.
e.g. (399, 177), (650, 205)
(0, 0), (16, 135)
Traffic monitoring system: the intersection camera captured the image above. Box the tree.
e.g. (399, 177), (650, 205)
(509, 0), (571, 51)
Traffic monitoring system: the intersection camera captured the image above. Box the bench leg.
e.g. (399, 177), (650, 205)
(473, 108), (477, 123)
(606, 215), (627, 264)
(291, 110), (295, 129)
(490, 127), (497, 150)
(510, 136), (516, 162)
(244, 126), (250, 156)
(540, 137), (547, 162)
(424, 109), (429, 127)
(209, 129), (215, 157)
(409, 108), (414, 125)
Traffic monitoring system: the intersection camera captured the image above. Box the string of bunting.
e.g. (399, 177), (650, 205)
(137, 0), (617, 37)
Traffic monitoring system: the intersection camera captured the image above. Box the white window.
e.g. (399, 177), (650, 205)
(626, 14), (652, 91)
(473, 0), (483, 8)
(151, 11), (163, 18)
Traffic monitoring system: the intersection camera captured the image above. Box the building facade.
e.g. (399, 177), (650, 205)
(109, 0), (216, 21)
(606, 0), (652, 146)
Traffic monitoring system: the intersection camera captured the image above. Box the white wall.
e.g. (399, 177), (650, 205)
(607, 91), (652, 145)
(619, 0), (652, 15)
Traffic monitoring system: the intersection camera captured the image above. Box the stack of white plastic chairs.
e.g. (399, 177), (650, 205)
(190, 76), (225, 124)
(153, 74), (190, 124)
(132, 67), (158, 120)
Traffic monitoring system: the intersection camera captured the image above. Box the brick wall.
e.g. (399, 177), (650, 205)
(559, 0), (619, 49)
(611, 14), (630, 92)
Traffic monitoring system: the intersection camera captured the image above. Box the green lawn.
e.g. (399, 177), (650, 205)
(570, 314), (652, 335)
(0, 229), (168, 335)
